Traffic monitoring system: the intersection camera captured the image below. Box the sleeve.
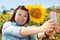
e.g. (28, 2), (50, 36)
(2, 22), (22, 37)
(29, 34), (38, 40)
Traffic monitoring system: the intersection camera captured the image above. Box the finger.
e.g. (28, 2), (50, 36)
(47, 26), (57, 28)
(48, 31), (56, 35)
(46, 28), (53, 32)
(46, 23), (55, 26)
(43, 22), (55, 26)
(49, 26), (58, 32)
(46, 19), (54, 23)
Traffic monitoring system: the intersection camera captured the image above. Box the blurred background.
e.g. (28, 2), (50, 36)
(0, 0), (60, 40)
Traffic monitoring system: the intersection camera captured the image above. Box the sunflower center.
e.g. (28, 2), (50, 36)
(30, 8), (42, 19)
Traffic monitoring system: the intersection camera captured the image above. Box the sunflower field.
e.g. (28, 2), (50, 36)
(0, 4), (60, 40)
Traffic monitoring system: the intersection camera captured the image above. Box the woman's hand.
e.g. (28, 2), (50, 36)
(46, 30), (56, 35)
(41, 19), (58, 33)
(37, 32), (46, 39)
(56, 26), (60, 33)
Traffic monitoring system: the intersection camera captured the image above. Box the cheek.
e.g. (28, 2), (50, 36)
(15, 17), (21, 24)
(24, 17), (27, 22)
(15, 16), (19, 21)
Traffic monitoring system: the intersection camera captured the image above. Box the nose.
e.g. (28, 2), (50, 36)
(20, 17), (24, 22)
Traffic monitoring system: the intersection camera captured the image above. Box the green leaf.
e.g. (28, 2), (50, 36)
(42, 37), (49, 40)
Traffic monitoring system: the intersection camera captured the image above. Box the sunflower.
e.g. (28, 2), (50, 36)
(25, 4), (46, 23)
(0, 16), (2, 19)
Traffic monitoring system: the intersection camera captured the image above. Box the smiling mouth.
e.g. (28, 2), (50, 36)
(20, 20), (24, 23)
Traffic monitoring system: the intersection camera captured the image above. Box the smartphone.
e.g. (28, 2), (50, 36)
(50, 11), (58, 34)
(50, 11), (58, 25)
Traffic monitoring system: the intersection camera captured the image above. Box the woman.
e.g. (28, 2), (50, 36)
(2, 6), (57, 40)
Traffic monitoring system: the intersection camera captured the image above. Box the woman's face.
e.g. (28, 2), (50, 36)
(15, 9), (28, 25)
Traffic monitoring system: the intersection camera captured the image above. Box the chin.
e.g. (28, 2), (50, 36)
(20, 22), (26, 26)
(19, 23), (24, 26)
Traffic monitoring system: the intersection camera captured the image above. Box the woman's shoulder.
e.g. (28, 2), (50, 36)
(2, 21), (13, 29)
(3, 21), (12, 25)
(3, 21), (16, 25)
(5, 21), (11, 23)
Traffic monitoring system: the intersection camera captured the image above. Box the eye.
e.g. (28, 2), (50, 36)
(24, 16), (27, 17)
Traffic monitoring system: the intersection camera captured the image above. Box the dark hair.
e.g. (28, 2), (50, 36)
(10, 6), (30, 23)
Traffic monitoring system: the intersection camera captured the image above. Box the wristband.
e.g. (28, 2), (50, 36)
(44, 32), (49, 37)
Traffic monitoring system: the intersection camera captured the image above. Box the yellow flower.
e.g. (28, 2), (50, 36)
(0, 16), (2, 19)
(25, 4), (46, 23)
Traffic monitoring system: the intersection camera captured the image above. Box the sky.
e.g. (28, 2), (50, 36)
(0, 0), (60, 10)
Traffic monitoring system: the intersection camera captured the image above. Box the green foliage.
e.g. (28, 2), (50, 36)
(2, 10), (7, 14)
(42, 37), (49, 40)
(0, 14), (12, 33)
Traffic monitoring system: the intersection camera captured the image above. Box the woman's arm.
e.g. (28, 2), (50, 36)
(2, 22), (21, 37)
(3, 19), (57, 37)
(20, 27), (43, 36)
(20, 19), (56, 36)
(37, 32), (46, 39)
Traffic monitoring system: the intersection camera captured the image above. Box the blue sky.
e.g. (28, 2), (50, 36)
(0, 0), (60, 10)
